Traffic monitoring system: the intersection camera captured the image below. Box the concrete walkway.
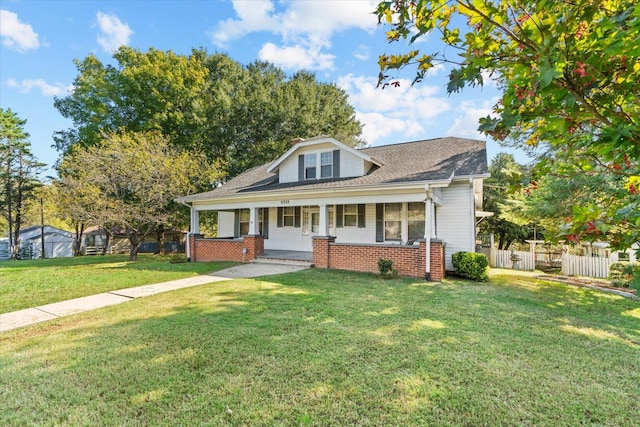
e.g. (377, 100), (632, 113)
(0, 262), (309, 333)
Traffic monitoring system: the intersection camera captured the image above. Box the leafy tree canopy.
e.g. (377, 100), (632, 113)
(376, 0), (639, 249)
(54, 47), (363, 180)
(56, 130), (221, 260)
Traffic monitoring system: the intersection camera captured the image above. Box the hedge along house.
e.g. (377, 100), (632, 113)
(176, 136), (490, 280)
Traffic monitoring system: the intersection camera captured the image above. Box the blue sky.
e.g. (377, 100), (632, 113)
(1, 0), (529, 176)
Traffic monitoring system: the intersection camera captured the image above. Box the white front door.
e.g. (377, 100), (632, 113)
(301, 206), (319, 252)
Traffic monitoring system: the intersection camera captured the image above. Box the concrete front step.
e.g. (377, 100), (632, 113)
(252, 257), (314, 268)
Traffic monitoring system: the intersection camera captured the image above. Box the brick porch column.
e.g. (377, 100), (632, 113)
(429, 239), (445, 281)
(242, 235), (264, 261)
(189, 233), (204, 262)
(312, 236), (335, 268)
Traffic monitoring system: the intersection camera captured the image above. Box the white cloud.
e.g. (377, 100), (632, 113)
(258, 41), (335, 71)
(0, 10), (40, 52)
(338, 74), (451, 145)
(354, 44), (369, 61)
(446, 100), (494, 139)
(96, 12), (133, 53)
(7, 78), (72, 96)
(209, 0), (378, 71)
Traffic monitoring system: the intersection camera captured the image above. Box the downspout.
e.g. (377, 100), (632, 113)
(181, 201), (192, 262)
(425, 184), (431, 281)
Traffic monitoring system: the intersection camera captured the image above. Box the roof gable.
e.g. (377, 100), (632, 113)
(266, 135), (380, 174)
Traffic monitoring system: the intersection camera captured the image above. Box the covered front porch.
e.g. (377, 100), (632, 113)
(186, 193), (446, 280)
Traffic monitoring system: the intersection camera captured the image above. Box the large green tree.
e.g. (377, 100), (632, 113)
(480, 153), (531, 249)
(56, 131), (219, 260)
(0, 108), (44, 259)
(54, 48), (363, 180)
(375, 0), (640, 249)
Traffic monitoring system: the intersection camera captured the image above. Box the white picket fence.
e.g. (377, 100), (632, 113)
(491, 250), (535, 271)
(561, 253), (614, 278)
(490, 249), (616, 278)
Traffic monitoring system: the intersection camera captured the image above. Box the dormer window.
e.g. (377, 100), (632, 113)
(320, 152), (333, 178)
(305, 154), (317, 179)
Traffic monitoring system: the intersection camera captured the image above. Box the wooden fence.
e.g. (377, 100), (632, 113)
(491, 249), (535, 271)
(561, 253), (614, 278)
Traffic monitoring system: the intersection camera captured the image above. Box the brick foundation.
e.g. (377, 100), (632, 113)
(189, 235), (264, 262)
(313, 238), (445, 281)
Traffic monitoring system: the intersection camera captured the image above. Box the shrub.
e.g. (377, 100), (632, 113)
(169, 253), (188, 264)
(378, 258), (397, 277)
(609, 262), (639, 288)
(452, 251), (489, 281)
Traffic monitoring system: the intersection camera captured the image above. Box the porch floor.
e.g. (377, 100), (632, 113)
(259, 250), (313, 262)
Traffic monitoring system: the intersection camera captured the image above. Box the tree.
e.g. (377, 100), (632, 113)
(0, 108), (44, 259)
(56, 131), (220, 261)
(54, 48), (363, 180)
(375, 0), (640, 249)
(53, 47), (210, 155)
(480, 153), (531, 249)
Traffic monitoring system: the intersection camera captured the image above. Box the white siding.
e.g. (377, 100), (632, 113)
(437, 181), (475, 270)
(278, 143), (366, 183)
(279, 155), (299, 183)
(333, 203), (377, 244)
(264, 207), (304, 251)
(339, 149), (364, 178)
(218, 211), (235, 238)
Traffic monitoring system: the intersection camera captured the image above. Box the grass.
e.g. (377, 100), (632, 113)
(0, 254), (237, 313)
(1, 268), (638, 426)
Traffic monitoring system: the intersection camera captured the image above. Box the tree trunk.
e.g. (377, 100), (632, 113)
(73, 223), (85, 256)
(155, 224), (166, 255)
(102, 229), (111, 255)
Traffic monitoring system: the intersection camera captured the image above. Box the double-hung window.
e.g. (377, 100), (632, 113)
(320, 152), (333, 178)
(343, 204), (358, 227)
(282, 206), (295, 227)
(305, 154), (317, 179)
(384, 203), (402, 241)
(239, 209), (250, 236)
(407, 202), (425, 240)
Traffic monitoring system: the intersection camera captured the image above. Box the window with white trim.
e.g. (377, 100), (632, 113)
(343, 204), (358, 227)
(239, 209), (250, 236)
(384, 203), (402, 241)
(305, 154), (317, 179)
(282, 206), (295, 227)
(407, 202), (425, 240)
(320, 151), (333, 178)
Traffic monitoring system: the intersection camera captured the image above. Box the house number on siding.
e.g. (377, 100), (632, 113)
(280, 200), (290, 204)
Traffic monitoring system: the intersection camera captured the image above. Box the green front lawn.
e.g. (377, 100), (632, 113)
(1, 269), (638, 426)
(0, 255), (237, 313)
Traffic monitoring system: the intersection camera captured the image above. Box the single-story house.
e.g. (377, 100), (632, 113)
(176, 136), (490, 280)
(0, 225), (74, 259)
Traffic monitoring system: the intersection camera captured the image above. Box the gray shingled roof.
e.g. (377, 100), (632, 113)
(179, 137), (488, 201)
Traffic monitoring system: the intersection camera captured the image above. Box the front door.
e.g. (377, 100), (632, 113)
(302, 206), (319, 252)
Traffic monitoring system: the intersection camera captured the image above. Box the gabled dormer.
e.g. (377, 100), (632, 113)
(267, 136), (382, 184)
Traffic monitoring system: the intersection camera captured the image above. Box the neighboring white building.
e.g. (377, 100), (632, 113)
(177, 136), (489, 280)
(0, 225), (74, 259)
